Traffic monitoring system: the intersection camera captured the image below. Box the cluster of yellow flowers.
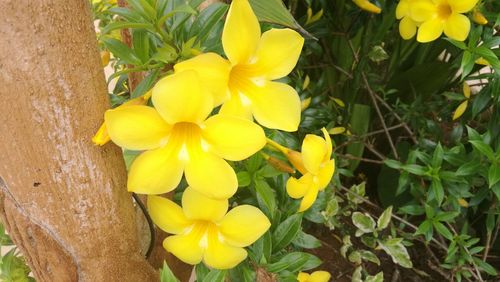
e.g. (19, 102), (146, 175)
(95, 0), (336, 271)
(396, 0), (480, 42)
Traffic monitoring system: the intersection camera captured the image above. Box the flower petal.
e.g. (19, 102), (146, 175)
(184, 152), (237, 199)
(249, 28), (304, 80)
(182, 187), (228, 222)
(202, 115), (265, 161)
(453, 100), (468, 120)
(204, 227), (247, 269)
(297, 272), (310, 282)
(163, 230), (204, 265)
(147, 195), (192, 234)
(219, 93), (254, 120)
(450, 0), (478, 13)
(317, 160), (335, 190)
(248, 81), (301, 132)
(302, 134), (327, 174)
(286, 173), (313, 199)
(396, 0), (409, 19)
(174, 53), (231, 106)
(310, 271), (331, 282)
(463, 82), (471, 98)
(410, 0), (436, 22)
(128, 145), (184, 194)
(152, 70), (213, 124)
(417, 18), (444, 43)
(104, 105), (171, 151)
(444, 13), (470, 41)
(399, 16), (417, 40)
(218, 205), (271, 247)
(222, 0), (260, 65)
(298, 185), (319, 212)
(321, 128), (332, 162)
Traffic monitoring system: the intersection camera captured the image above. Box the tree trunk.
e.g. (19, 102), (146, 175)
(0, 1), (158, 281)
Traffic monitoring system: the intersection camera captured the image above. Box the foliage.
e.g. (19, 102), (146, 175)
(0, 223), (33, 282)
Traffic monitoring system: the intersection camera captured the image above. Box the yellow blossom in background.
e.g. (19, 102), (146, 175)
(472, 9), (488, 25)
(396, 0), (420, 39)
(306, 8), (324, 25)
(353, 0), (382, 14)
(148, 187), (270, 269)
(411, 0), (478, 42)
(286, 128), (335, 212)
(92, 90), (153, 146)
(104, 71), (265, 199)
(475, 57), (490, 66)
(298, 271), (331, 282)
(174, 0), (304, 132)
(452, 82), (471, 120)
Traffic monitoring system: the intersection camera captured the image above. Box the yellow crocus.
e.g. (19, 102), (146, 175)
(396, 0), (420, 39)
(286, 128), (335, 212)
(104, 71), (266, 198)
(148, 187), (270, 269)
(174, 0), (304, 132)
(353, 0), (382, 14)
(298, 271), (331, 282)
(411, 0), (479, 42)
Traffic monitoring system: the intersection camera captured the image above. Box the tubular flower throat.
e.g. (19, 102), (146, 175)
(148, 187), (271, 269)
(174, 0), (304, 132)
(286, 128), (335, 212)
(104, 70), (266, 199)
(298, 271), (332, 282)
(410, 0), (479, 42)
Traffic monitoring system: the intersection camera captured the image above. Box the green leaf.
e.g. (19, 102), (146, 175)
(352, 212), (376, 235)
(402, 164), (427, 176)
(378, 238), (413, 268)
(254, 178), (277, 218)
(123, 150), (141, 170)
(384, 159), (403, 169)
(132, 29), (150, 63)
(443, 38), (467, 50)
(360, 250), (381, 265)
(272, 214), (302, 251)
(131, 69), (159, 98)
(108, 7), (144, 22)
(292, 231), (321, 249)
(102, 37), (142, 65)
(456, 161), (482, 176)
(433, 221), (453, 240)
(266, 252), (321, 273)
(460, 50), (475, 79)
(189, 3), (228, 46)
(431, 143), (444, 168)
(488, 163), (500, 188)
(430, 179), (444, 205)
(469, 140), (495, 161)
(346, 104), (371, 171)
(365, 272), (384, 282)
(237, 171), (251, 187)
(152, 44), (178, 63)
(101, 22), (154, 37)
(472, 257), (497, 276)
(202, 269), (226, 282)
(377, 206), (392, 230)
(160, 261), (180, 282)
(195, 264), (210, 281)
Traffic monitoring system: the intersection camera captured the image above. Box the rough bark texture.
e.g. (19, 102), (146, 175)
(0, 1), (157, 281)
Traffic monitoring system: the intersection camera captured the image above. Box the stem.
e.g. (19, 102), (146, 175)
(132, 193), (155, 259)
(266, 138), (290, 155)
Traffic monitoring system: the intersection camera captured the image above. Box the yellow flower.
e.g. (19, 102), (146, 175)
(104, 71), (266, 198)
(286, 128), (335, 212)
(396, 0), (420, 39)
(353, 0), (382, 14)
(472, 9), (488, 25)
(174, 0), (304, 132)
(298, 271), (331, 282)
(148, 187), (270, 269)
(411, 0), (478, 42)
(92, 90), (153, 146)
(452, 82), (471, 120)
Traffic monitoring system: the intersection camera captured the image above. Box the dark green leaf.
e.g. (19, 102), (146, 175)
(102, 37), (142, 65)
(272, 214), (302, 251)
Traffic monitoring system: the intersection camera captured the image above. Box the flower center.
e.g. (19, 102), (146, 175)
(228, 65), (259, 104)
(437, 4), (452, 19)
(169, 122), (202, 161)
(190, 221), (219, 249)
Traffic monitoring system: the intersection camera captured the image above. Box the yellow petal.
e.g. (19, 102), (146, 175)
(286, 174), (313, 199)
(458, 198), (469, 207)
(104, 105), (171, 151)
(399, 16), (417, 40)
(218, 205), (271, 247)
(219, 93), (254, 120)
(174, 53), (231, 106)
(299, 185), (319, 212)
(204, 226), (247, 269)
(297, 272), (310, 282)
(182, 187), (228, 222)
(317, 160), (335, 190)
(163, 228), (205, 265)
(444, 13), (470, 42)
(250, 28), (304, 80)
(321, 127), (332, 161)
(475, 57), (490, 66)
(453, 100), (468, 120)
(301, 97), (312, 111)
(92, 122), (111, 146)
(450, 0), (478, 13)
(222, 0), (260, 65)
(152, 71), (213, 124)
(396, 0), (409, 19)
(302, 134), (327, 174)
(472, 10), (488, 25)
(463, 82), (471, 98)
(249, 81), (301, 132)
(184, 152), (237, 199)
(353, 0), (381, 14)
(287, 150), (309, 175)
(309, 271), (331, 282)
(147, 195), (192, 234)
(202, 115), (265, 161)
(128, 145), (184, 194)
(417, 18), (444, 43)
(410, 0), (436, 22)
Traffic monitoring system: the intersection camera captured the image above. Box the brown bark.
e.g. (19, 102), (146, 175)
(0, 1), (157, 281)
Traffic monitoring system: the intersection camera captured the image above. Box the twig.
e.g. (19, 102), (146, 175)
(363, 141), (386, 160)
(373, 94), (417, 144)
(445, 222), (484, 281)
(338, 153), (384, 164)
